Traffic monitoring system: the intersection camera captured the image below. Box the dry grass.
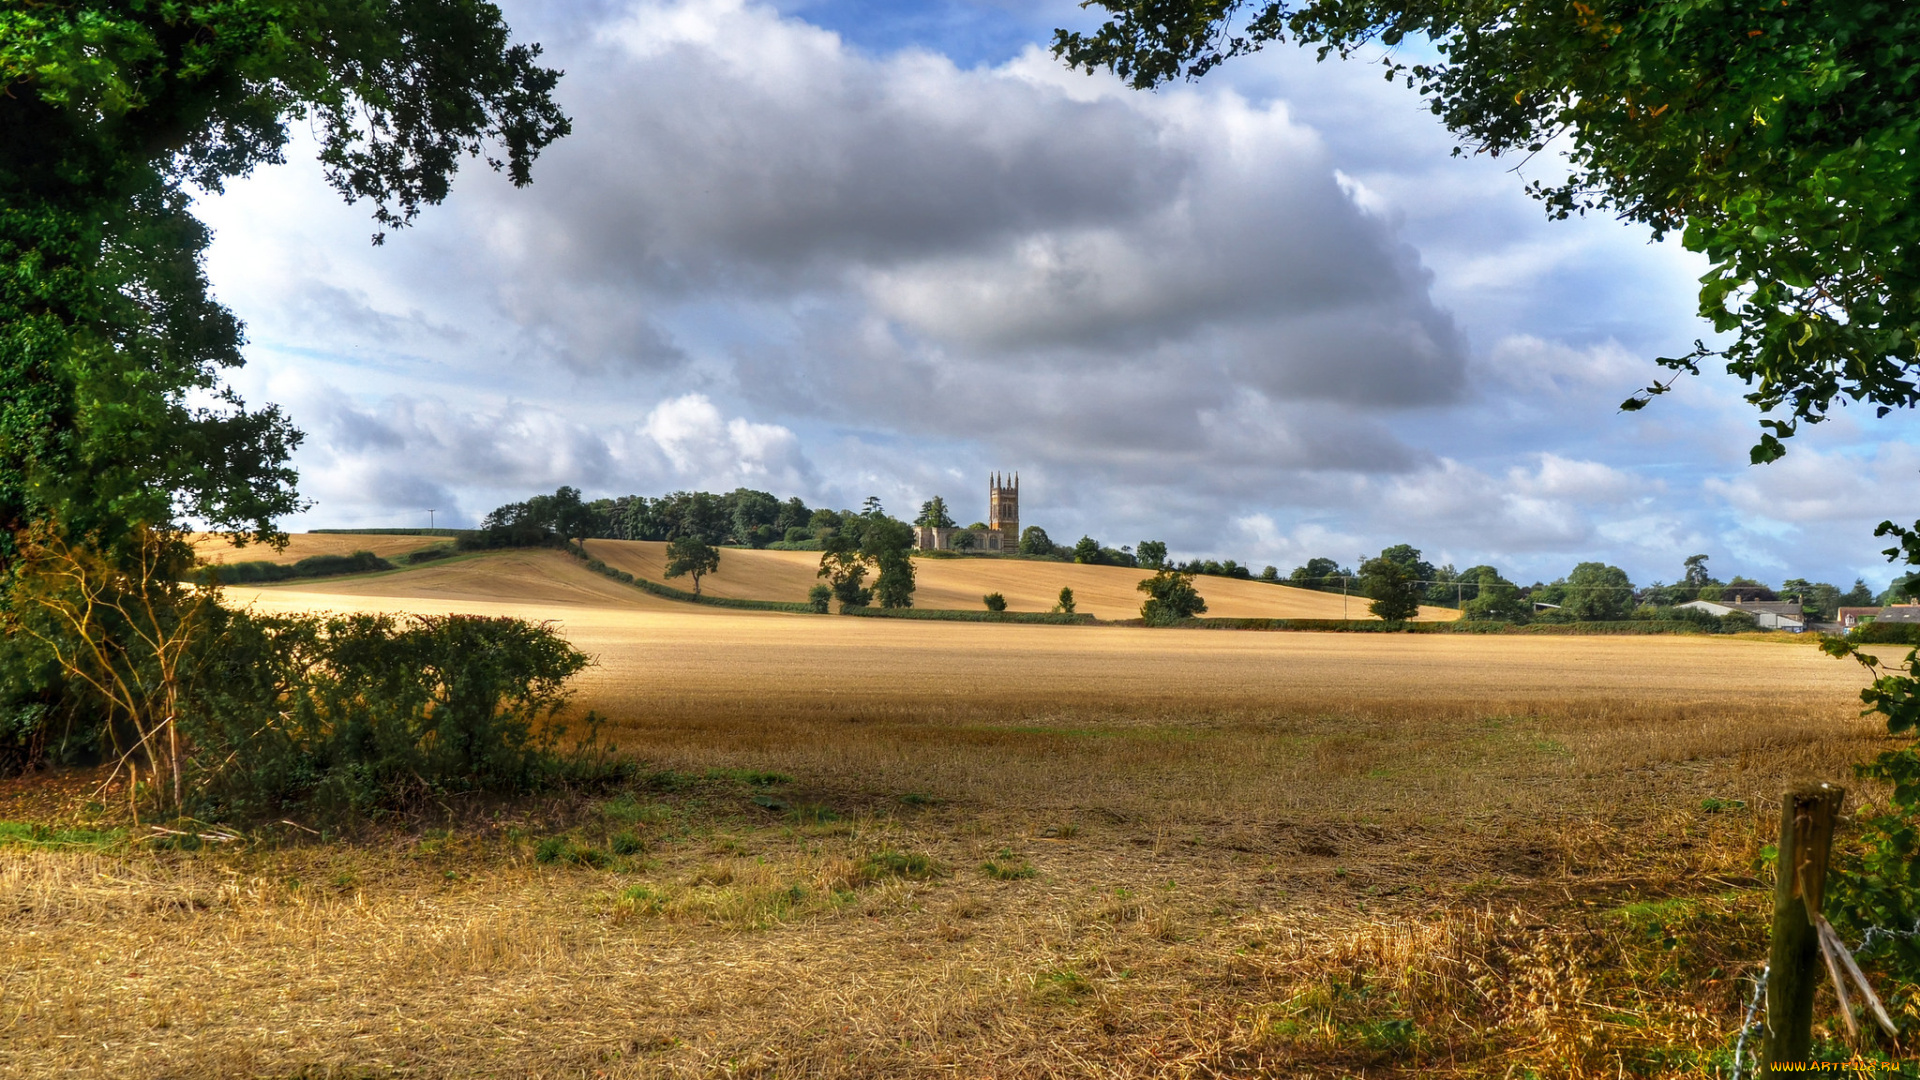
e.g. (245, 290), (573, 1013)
(584, 538), (1462, 620)
(0, 566), (1893, 1078)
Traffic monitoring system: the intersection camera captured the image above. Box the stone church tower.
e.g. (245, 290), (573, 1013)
(989, 472), (1019, 549)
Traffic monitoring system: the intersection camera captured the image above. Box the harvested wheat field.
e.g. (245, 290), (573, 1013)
(583, 538), (1462, 620)
(1, 550), (1895, 1079)
(191, 530), (445, 564)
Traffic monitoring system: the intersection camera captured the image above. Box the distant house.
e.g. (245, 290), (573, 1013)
(1838, 606), (1883, 629)
(1876, 604), (1920, 625)
(1675, 598), (1806, 631)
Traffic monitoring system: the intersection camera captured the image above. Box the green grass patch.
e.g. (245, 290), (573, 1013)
(0, 821), (126, 851)
(982, 849), (1037, 880)
(857, 849), (940, 881)
(706, 768), (793, 786)
(1030, 968), (1094, 1006)
(534, 836), (613, 869)
(600, 793), (676, 824)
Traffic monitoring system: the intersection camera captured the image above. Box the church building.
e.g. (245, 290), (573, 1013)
(914, 473), (1019, 553)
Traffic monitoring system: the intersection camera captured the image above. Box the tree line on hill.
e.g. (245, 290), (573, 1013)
(464, 486), (1890, 629)
(1296, 546), (1882, 627)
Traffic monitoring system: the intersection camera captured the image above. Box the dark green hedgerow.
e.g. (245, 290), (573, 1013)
(196, 550), (395, 585)
(1145, 618), (1734, 635)
(841, 607), (1091, 625)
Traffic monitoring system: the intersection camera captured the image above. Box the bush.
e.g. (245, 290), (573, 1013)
(1718, 610), (1759, 632)
(784, 526), (813, 543)
(808, 584), (832, 613)
(1851, 620), (1920, 646)
(983, 592), (1008, 612)
(857, 849), (940, 881)
(187, 611), (594, 819)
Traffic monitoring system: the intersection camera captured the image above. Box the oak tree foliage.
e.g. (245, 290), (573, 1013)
(2, 0), (570, 565)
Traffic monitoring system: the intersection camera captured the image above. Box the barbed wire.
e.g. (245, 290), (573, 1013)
(1858, 918), (1920, 953)
(1723, 919), (1920, 1080)
(1729, 964), (1767, 1080)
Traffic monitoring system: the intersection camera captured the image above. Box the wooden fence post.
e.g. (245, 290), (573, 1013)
(1761, 782), (1845, 1075)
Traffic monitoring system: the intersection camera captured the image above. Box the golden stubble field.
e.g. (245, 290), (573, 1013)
(0, 546), (1893, 1079)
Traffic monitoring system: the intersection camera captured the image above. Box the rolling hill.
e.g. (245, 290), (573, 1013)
(584, 539), (1459, 621)
(219, 533), (1461, 621)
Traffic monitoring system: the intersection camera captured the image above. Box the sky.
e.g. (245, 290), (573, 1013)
(194, 0), (1920, 588)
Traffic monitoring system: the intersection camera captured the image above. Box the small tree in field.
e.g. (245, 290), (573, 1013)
(664, 536), (720, 595)
(1138, 569), (1206, 626)
(983, 592), (1008, 612)
(1054, 587), (1076, 614)
(1360, 553), (1421, 622)
(818, 531), (872, 612)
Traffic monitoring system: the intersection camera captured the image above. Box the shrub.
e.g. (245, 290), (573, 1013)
(1851, 621), (1920, 646)
(858, 849), (939, 881)
(186, 611), (594, 819)
(983, 849), (1037, 880)
(983, 592), (1008, 612)
(808, 584), (832, 613)
(1054, 587), (1075, 614)
(1718, 610), (1759, 632)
